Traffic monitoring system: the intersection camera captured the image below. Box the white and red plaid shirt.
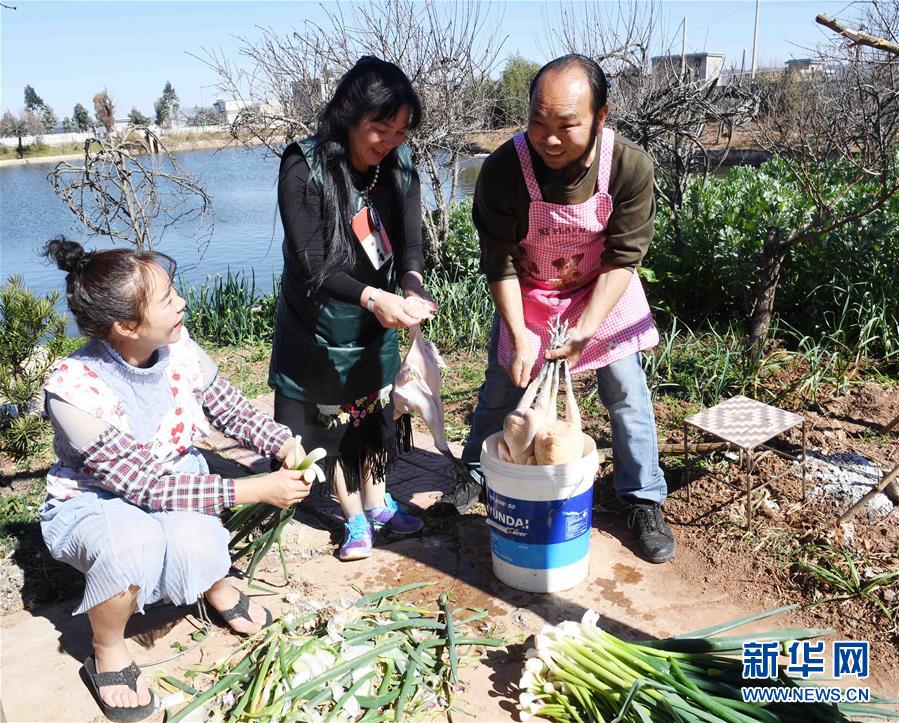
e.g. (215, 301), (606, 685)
(75, 375), (292, 515)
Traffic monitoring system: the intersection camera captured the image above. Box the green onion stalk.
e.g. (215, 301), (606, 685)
(225, 436), (327, 583)
(517, 608), (899, 723)
(163, 582), (505, 722)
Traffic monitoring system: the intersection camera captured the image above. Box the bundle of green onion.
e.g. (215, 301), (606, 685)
(517, 607), (898, 722)
(162, 582), (504, 722)
(225, 436), (327, 583)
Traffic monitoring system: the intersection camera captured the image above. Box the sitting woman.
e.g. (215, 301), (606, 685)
(271, 56), (437, 561)
(40, 237), (311, 723)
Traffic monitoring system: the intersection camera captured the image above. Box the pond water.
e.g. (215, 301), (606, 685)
(1, 146), (483, 307)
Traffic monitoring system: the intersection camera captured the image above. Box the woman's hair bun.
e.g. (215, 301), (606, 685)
(44, 236), (86, 274)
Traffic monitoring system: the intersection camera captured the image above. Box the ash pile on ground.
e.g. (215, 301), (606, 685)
(807, 451), (896, 523)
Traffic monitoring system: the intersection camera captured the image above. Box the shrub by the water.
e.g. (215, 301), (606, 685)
(424, 199), (494, 351)
(179, 270), (278, 346)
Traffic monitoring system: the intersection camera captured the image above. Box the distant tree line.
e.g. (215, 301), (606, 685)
(0, 80), (201, 145)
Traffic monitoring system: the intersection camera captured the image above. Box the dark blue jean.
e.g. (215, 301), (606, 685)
(461, 316), (667, 504)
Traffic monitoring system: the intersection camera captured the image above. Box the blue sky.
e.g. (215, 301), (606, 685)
(1, 0), (850, 119)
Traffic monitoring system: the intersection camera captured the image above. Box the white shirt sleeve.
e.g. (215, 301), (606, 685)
(195, 342), (219, 389)
(45, 393), (113, 450)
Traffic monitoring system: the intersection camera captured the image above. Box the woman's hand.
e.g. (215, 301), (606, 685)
(400, 272), (438, 321)
(276, 437), (306, 470)
(233, 468), (312, 508)
(369, 289), (425, 329)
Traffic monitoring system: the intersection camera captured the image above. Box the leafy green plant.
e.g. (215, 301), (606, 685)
(428, 198), (480, 278)
(793, 544), (899, 619)
(0, 276), (68, 458)
(2, 415), (51, 460)
(420, 199), (495, 353)
(166, 582), (504, 722)
(648, 154), (899, 363)
(180, 270), (278, 346)
(0, 485), (44, 553)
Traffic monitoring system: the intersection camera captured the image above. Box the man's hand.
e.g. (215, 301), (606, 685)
(545, 333), (590, 368)
(507, 338), (537, 388)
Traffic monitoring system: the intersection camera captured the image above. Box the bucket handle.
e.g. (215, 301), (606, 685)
(545, 472), (591, 526)
(485, 518), (516, 536)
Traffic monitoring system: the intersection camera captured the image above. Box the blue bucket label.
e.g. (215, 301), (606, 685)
(486, 486), (592, 545)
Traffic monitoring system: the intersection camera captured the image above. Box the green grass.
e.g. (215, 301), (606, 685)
(438, 351), (488, 443)
(779, 284), (899, 402)
(204, 340), (273, 399)
(0, 479), (45, 559)
(643, 319), (753, 407)
(793, 544), (899, 619)
(578, 387), (603, 420)
(0, 141), (102, 160)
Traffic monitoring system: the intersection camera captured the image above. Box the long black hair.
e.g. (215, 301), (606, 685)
(313, 56), (422, 289)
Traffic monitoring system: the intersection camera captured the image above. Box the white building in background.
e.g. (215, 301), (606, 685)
(212, 99), (247, 125)
(212, 100), (279, 123)
(650, 52), (727, 85)
(785, 58), (827, 76)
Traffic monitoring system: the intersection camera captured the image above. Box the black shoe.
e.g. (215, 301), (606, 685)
(593, 484), (629, 513)
(626, 503), (676, 564)
(431, 469), (485, 517)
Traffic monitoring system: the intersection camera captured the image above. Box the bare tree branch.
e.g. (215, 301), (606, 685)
(195, 0), (505, 252)
(816, 13), (899, 56)
(545, 2), (758, 251)
(48, 127), (213, 253)
(742, 1), (899, 365)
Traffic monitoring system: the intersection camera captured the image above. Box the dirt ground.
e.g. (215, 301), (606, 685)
(6, 492), (896, 723)
(1, 354), (897, 721)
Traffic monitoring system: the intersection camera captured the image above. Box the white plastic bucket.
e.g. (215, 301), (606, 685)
(481, 431), (599, 593)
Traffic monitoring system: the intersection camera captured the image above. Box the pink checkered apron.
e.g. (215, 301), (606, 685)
(497, 129), (659, 376)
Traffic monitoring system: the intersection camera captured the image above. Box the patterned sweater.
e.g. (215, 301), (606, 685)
(43, 329), (292, 515)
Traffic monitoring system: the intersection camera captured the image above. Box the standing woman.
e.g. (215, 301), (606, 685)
(271, 57), (435, 561)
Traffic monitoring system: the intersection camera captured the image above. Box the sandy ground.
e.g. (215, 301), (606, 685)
(2, 401), (896, 722)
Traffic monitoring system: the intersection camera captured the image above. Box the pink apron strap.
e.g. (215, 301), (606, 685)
(512, 133), (543, 202)
(595, 127), (615, 196)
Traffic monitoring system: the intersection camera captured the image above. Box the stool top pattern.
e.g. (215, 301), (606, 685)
(685, 395), (804, 450)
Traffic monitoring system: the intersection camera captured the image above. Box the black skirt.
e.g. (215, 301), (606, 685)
(274, 391), (412, 495)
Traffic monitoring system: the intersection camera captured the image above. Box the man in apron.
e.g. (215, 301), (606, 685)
(435, 55), (675, 564)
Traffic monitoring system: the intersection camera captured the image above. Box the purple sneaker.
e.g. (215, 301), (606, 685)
(339, 514), (372, 561)
(365, 493), (423, 535)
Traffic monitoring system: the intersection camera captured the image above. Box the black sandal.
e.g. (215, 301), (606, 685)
(208, 588), (273, 634)
(83, 656), (158, 723)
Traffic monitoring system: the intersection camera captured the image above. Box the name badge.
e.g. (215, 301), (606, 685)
(352, 206), (393, 269)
